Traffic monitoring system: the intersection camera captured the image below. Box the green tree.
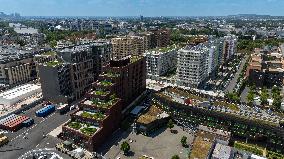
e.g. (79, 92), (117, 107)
(247, 90), (255, 106)
(272, 95), (282, 110)
(171, 155), (180, 159)
(49, 40), (57, 48)
(180, 136), (187, 147)
(260, 87), (269, 105)
(120, 141), (130, 155)
(226, 92), (240, 102)
(167, 119), (174, 130)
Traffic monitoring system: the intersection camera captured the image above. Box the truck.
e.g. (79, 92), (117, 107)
(35, 105), (55, 117)
(22, 118), (34, 127)
(57, 104), (70, 114)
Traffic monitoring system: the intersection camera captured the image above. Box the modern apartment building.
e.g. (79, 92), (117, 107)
(34, 51), (57, 78)
(38, 61), (72, 104)
(58, 46), (94, 100)
(111, 36), (145, 59)
(144, 46), (177, 79)
(61, 56), (146, 151)
(177, 44), (208, 87)
(101, 56), (147, 108)
(39, 45), (94, 103)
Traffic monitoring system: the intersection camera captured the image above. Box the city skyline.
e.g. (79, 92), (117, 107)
(0, 0), (284, 17)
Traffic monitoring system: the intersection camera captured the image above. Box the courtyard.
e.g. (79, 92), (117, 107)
(101, 125), (195, 159)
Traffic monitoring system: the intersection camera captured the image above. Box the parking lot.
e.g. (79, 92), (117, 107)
(103, 125), (195, 159)
(0, 103), (75, 159)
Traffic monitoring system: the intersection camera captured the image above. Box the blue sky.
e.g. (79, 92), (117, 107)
(0, 0), (283, 16)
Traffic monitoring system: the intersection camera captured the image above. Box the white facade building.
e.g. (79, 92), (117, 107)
(0, 84), (42, 106)
(144, 47), (177, 79)
(177, 44), (208, 87)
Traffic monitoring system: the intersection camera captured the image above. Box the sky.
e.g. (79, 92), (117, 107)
(0, 0), (283, 17)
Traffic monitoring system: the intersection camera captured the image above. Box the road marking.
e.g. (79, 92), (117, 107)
(10, 112), (56, 142)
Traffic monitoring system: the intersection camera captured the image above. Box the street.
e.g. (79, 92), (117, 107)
(0, 103), (74, 159)
(225, 55), (249, 93)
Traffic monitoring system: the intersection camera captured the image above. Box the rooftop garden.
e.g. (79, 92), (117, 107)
(99, 80), (113, 87)
(94, 90), (110, 96)
(130, 56), (142, 63)
(80, 127), (97, 136)
(67, 121), (98, 136)
(46, 60), (62, 67)
(42, 51), (56, 56)
(81, 111), (105, 121)
(102, 71), (120, 78)
(91, 94), (119, 109)
(68, 121), (82, 130)
(150, 45), (176, 52)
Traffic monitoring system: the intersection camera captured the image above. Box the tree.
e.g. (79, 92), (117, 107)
(120, 141), (130, 155)
(247, 90), (255, 106)
(260, 87), (269, 105)
(167, 119), (174, 130)
(180, 136), (187, 147)
(272, 95), (282, 110)
(171, 155), (180, 159)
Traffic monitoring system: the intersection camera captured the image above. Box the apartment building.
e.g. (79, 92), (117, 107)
(61, 56), (146, 151)
(0, 46), (37, 88)
(154, 29), (171, 48)
(111, 36), (145, 59)
(101, 56), (147, 108)
(177, 44), (208, 87)
(246, 47), (284, 87)
(144, 46), (177, 79)
(38, 61), (72, 104)
(39, 45), (94, 103)
(34, 51), (57, 78)
(222, 35), (237, 62)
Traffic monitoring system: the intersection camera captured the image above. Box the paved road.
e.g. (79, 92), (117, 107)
(0, 104), (74, 159)
(225, 55), (249, 93)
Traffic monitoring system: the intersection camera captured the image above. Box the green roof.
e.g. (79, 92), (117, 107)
(42, 51), (56, 56)
(46, 60), (62, 67)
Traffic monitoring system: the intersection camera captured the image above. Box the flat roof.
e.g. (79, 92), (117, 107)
(190, 136), (213, 159)
(0, 84), (41, 100)
(130, 106), (144, 115)
(212, 143), (232, 159)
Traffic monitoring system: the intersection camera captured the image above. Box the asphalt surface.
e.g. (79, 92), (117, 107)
(0, 103), (74, 159)
(225, 55), (249, 93)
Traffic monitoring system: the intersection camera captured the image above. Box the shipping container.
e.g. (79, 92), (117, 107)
(0, 114), (17, 125)
(1, 116), (29, 131)
(35, 105), (55, 117)
(22, 118), (34, 127)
